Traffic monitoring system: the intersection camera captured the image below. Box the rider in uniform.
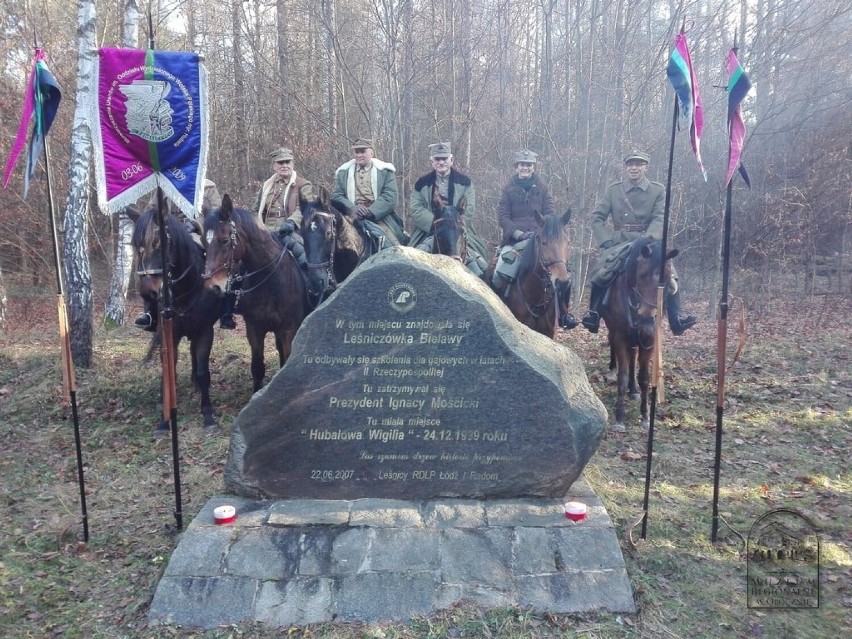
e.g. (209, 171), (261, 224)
(580, 150), (696, 335)
(409, 142), (488, 275)
(491, 149), (577, 329)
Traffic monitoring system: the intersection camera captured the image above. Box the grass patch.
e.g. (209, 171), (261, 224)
(1, 293), (850, 638)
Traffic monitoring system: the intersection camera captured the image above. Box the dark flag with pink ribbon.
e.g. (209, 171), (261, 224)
(91, 48), (209, 217)
(3, 48), (62, 198)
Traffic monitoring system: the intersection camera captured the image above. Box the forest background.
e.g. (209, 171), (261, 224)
(0, 0), (849, 362)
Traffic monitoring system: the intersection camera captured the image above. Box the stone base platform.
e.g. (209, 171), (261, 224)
(148, 478), (635, 629)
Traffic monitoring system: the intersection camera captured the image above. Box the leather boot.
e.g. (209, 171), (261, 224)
(666, 290), (696, 336)
(134, 300), (158, 332)
(581, 283), (605, 333)
(219, 293), (237, 330)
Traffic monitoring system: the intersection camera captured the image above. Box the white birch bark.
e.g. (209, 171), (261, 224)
(62, 0), (97, 367)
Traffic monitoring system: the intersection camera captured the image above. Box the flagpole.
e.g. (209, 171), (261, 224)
(149, 12), (183, 532)
(712, 35), (741, 543)
(711, 176), (734, 542)
(38, 43), (89, 542)
(641, 96), (678, 540)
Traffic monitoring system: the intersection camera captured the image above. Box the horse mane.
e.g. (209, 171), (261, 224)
(206, 205), (278, 252)
(132, 208), (201, 267)
(518, 213), (561, 273)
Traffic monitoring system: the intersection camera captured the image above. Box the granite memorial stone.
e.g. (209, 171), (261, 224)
(225, 247), (607, 500)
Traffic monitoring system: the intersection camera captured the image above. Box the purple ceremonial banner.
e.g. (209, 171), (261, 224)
(91, 48), (209, 218)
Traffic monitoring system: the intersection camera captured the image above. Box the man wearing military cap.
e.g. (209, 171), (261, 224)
(409, 142), (488, 274)
(489, 149), (578, 329)
(331, 137), (408, 246)
(256, 147), (314, 233)
(580, 149), (696, 335)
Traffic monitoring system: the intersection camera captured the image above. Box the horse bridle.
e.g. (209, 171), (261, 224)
(625, 255), (659, 350)
(305, 211), (336, 285)
(136, 236), (202, 308)
(201, 218), (288, 297)
(522, 233), (567, 319)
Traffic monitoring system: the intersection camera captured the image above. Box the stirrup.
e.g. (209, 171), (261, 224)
(581, 311), (600, 334)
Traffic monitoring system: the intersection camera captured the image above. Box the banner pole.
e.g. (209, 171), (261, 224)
(641, 95), (679, 540)
(39, 50), (89, 542)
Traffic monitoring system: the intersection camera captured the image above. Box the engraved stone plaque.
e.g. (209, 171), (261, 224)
(225, 247), (607, 499)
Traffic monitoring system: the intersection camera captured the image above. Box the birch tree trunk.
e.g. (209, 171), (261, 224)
(63, 0), (97, 367)
(103, 0), (140, 327)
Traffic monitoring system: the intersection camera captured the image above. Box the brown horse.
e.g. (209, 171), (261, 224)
(202, 195), (308, 391)
(430, 186), (468, 262)
(602, 236), (677, 432)
(300, 186), (378, 302)
(131, 208), (223, 430)
(490, 210), (573, 339)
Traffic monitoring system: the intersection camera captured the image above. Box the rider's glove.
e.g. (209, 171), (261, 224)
(279, 219), (297, 235)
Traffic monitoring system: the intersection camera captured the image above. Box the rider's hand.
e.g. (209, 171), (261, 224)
(599, 239), (615, 250)
(520, 231), (535, 240)
(355, 205), (373, 220)
(280, 219), (296, 235)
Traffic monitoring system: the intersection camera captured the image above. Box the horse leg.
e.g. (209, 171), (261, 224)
(246, 323), (267, 392)
(275, 330), (297, 368)
(613, 342), (629, 433)
(629, 347), (640, 400)
(190, 330), (217, 429)
(637, 349), (652, 431)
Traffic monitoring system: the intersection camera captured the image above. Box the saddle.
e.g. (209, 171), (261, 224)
(353, 219), (385, 256)
(590, 241), (634, 288)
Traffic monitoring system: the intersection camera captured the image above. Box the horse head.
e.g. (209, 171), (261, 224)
(431, 185), (467, 261)
(626, 238), (677, 340)
(202, 193), (241, 296)
(533, 210), (572, 306)
(132, 208), (193, 300)
(301, 186), (338, 300)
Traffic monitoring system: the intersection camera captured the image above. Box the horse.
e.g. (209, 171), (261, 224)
(602, 236), (678, 432)
(489, 210), (574, 339)
(202, 194), (309, 392)
(429, 186), (468, 261)
(300, 186), (379, 302)
(131, 208), (223, 430)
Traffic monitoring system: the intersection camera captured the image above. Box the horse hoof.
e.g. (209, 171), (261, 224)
(629, 392), (640, 401)
(612, 423), (626, 433)
(203, 420), (219, 431)
(153, 422), (170, 437)
(641, 419), (650, 432)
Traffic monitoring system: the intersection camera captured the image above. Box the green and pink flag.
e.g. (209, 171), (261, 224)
(666, 31), (706, 180)
(90, 48), (209, 217)
(725, 49), (752, 187)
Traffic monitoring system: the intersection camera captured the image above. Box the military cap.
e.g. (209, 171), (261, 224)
(351, 137), (374, 150)
(623, 150), (650, 164)
(428, 142), (452, 158)
(512, 149), (538, 164)
(270, 147), (294, 162)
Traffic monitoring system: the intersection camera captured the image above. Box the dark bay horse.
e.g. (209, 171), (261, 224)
(301, 186), (379, 302)
(602, 237), (678, 432)
(132, 208), (223, 430)
(430, 186), (468, 261)
(490, 210), (573, 339)
(202, 195), (309, 391)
